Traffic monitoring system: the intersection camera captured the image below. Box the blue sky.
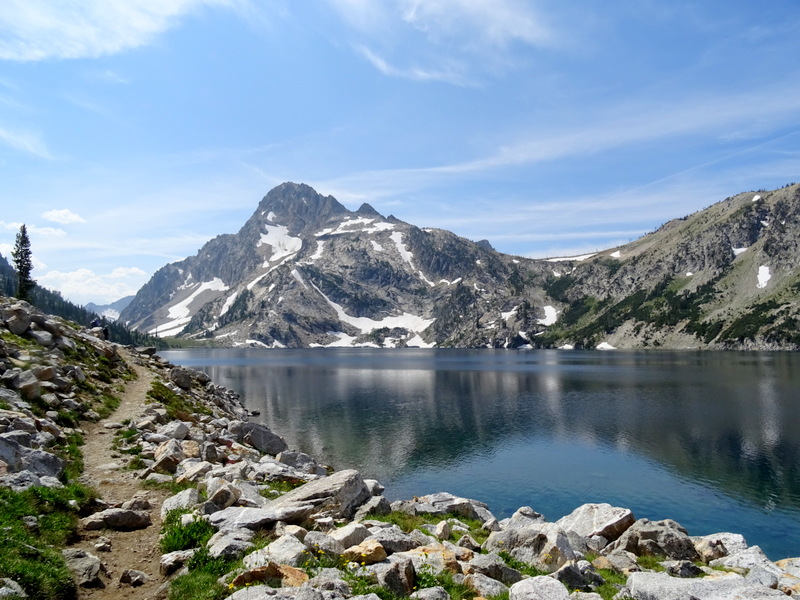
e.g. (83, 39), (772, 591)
(1, 1), (799, 305)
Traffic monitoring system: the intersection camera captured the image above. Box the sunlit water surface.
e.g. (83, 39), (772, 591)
(163, 348), (800, 559)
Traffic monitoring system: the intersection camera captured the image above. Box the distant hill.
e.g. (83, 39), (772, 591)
(120, 181), (800, 350)
(85, 296), (134, 321)
(0, 253), (163, 348)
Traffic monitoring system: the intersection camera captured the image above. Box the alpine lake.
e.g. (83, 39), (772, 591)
(162, 348), (800, 560)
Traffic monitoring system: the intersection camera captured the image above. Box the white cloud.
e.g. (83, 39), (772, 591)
(37, 267), (147, 305)
(400, 0), (553, 48)
(0, 126), (51, 158)
(356, 45), (474, 86)
(41, 209), (86, 225)
(0, 0), (247, 61)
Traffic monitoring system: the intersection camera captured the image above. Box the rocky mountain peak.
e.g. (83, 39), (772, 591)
(255, 182), (349, 234)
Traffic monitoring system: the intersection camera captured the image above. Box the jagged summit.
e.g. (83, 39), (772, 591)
(120, 182), (800, 350)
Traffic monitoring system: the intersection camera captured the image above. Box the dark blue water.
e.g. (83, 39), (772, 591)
(163, 348), (800, 559)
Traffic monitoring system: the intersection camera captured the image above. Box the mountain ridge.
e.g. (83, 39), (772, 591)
(120, 181), (800, 350)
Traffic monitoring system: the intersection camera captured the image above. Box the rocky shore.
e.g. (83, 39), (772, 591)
(0, 296), (799, 600)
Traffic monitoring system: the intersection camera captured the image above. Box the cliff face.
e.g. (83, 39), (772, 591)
(120, 182), (800, 350)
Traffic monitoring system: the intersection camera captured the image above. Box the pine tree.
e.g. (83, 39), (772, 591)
(11, 224), (35, 301)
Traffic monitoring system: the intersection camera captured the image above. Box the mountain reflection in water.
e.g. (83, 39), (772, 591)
(163, 348), (800, 559)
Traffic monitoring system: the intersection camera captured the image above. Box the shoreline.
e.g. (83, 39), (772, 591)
(0, 296), (798, 599)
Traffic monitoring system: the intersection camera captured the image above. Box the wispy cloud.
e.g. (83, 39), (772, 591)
(0, 0), (248, 61)
(0, 126), (51, 158)
(41, 209), (86, 225)
(356, 45), (474, 86)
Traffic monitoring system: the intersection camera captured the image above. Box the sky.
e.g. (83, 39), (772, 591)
(1, 1), (799, 306)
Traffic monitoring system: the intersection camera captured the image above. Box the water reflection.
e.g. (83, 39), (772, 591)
(164, 349), (800, 559)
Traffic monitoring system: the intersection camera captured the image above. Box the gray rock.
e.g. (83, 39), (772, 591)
(81, 508), (151, 531)
(308, 568), (352, 595)
(12, 371), (39, 401)
(509, 576), (570, 600)
(169, 367), (194, 390)
(502, 506), (546, 530)
(160, 549), (196, 576)
(410, 585), (450, 600)
(664, 560), (704, 578)
(484, 522), (576, 573)
(277, 450), (327, 476)
(243, 533), (310, 568)
(208, 481), (241, 509)
(556, 503), (635, 543)
(0, 436), (23, 471)
(468, 553), (523, 585)
(710, 545), (781, 576)
(0, 470), (40, 492)
(330, 522), (371, 549)
(241, 422), (288, 455)
(747, 565), (780, 589)
(624, 570), (786, 599)
(607, 518), (699, 561)
(304, 531), (346, 558)
(367, 525), (419, 554)
(120, 569), (148, 587)
(28, 330), (53, 347)
(158, 421), (190, 440)
(353, 495), (392, 520)
(0, 577), (27, 598)
(153, 439), (184, 473)
(373, 556), (415, 597)
(264, 469), (371, 523)
(6, 313), (31, 336)
(465, 573), (509, 597)
(62, 548), (106, 588)
(551, 561), (604, 592)
(20, 449), (64, 478)
(161, 487), (201, 519)
(207, 528), (255, 560)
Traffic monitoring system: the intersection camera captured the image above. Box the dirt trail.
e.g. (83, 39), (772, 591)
(72, 349), (170, 600)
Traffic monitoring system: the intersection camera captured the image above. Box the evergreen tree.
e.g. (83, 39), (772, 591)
(11, 224), (35, 301)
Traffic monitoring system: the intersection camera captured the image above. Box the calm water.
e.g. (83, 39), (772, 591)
(163, 348), (800, 559)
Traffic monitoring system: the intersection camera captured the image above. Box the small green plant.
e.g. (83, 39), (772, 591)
(636, 554), (666, 571)
(147, 380), (210, 421)
(498, 551), (547, 577)
(160, 509), (216, 553)
(258, 478), (305, 497)
(368, 510), (488, 545)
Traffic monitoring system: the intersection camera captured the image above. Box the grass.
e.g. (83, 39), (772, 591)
(160, 509), (217, 553)
(497, 551), (547, 577)
(258, 478), (306, 497)
(636, 554), (666, 572)
(146, 380), (210, 421)
(0, 484), (97, 600)
(367, 510), (490, 546)
(58, 431), (85, 481)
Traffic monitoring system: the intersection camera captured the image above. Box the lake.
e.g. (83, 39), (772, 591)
(162, 348), (800, 560)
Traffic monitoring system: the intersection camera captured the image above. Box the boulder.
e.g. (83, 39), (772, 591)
(468, 552), (523, 585)
(277, 450), (327, 476)
(484, 522), (576, 573)
(169, 367), (194, 390)
(502, 506), (546, 530)
(555, 503), (634, 542)
(710, 545), (781, 576)
(153, 439), (184, 473)
(509, 576), (570, 600)
(329, 522), (371, 549)
(161, 487), (201, 519)
(606, 518), (699, 561)
(231, 563), (309, 588)
(304, 531), (345, 558)
(624, 570), (787, 599)
(243, 533), (311, 568)
(61, 548), (106, 588)
(20, 449), (64, 478)
(464, 573), (509, 597)
(342, 538), (388, 565)
(367, 525), (419, 554)
(120, 569), (148, 587)
(157, 421), (190, 440)
(264, 469), (371, 523)
(207, 528), (255, 560)
(160, 549), (196, 576)
(12, 371), (40, 401)
(411, 586), (450, 600)
(81, 508), (151, 531)
(241, 422), (288, 455)
(372, 556), (416, 597)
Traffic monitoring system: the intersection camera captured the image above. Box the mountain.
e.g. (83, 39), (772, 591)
(84, 295), (134, 321)
(120, 181), (800, 350)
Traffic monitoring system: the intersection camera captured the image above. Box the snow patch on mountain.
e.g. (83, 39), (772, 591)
(220, 291), (239, 316)
(537, 305), (558, 326)
(732, 247), (748, 256)
(152, 278), (229, 337)
(757, 265), (771, 289)
(258, 224), (303, 263)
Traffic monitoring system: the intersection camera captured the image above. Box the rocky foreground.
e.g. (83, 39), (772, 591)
(1, 296), (799, 600)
